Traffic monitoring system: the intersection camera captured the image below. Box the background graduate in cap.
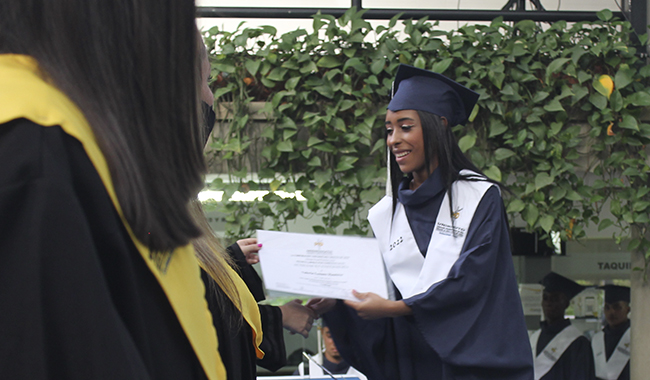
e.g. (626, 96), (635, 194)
(309, 64), (533, 379)
(529, 272), (595, 380)
(592, 285), (631, 380)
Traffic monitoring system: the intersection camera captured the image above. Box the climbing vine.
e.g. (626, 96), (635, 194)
(203, 9), (650, 272)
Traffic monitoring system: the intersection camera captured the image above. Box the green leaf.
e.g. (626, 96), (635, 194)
(285, 76), (301, 90)
(213, 62), (236, 73)
(332, 117), (346, 131)
(458, 135), (476, 152)
(589, 93), (607, 110)
(214, 86), (232, 98)
(543, 99), (565, 112)
(483, 165), (502, 182)
(545, 58), (571, 81)
(313, 170), (331, 188)
(307, 156), (322, 166)
(283, 129), (297, 140)
(245, 60), (261, 76)
(277, 140), (293, 152)
(365, 75), (379, 85)
(506, 198), (526, 213)
(619, 114), (639, 131)
(533, 91), (550, 103)
(414, 55), (427, 69)
(370, 58), (385, 75)
(388, 12), (403, 28)
(270, 179), (282, 191)
(468, 104), (479, 122)
(523, 204), (540, 227)
(539, 215), (554, 233)
(597, 9), (613, 21)
(317, 56), (341, 68)
(300, 61), (318, 74)
(431, 58), (454, 74)
(489, 119), (508, 137)
(495, 148), (516, 160)
(627, 239), (641, 252)
(313, 142), (335, 153)
(614, 69), (634, 90)
(610, 90), (623, 112)
(307, 136), (323, 147)
(343, 57), (369, 73)
(267, 67), (287, 81)
(535, 173), (554, 190)
(627, 91), (650, 106)
(370, 139), (385, 154)
(595, 217), (613, 232)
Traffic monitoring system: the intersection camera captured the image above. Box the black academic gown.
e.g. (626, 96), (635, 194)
(223, 243), (287, 372)
(324, 173), (534, 380)
(536, 319), (595, 380)
(598, 320), (630, 380)
(0, 120), (207, 379)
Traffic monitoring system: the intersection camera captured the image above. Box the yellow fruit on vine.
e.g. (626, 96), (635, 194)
(599, 74), (614, 99)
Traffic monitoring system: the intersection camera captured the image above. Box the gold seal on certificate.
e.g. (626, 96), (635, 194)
(256, 230), (390, 301)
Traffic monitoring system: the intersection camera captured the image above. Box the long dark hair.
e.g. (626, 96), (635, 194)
(0, 0), (206, 252)
(389, 110), (501, 215)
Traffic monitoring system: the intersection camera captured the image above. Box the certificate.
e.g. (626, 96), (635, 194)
(256, 230), (390, 301)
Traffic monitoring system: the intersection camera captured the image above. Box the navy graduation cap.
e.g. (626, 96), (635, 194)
(599, 284), (630, 304)
(540, 272), (585, 300)
(387, 64), (480, 127)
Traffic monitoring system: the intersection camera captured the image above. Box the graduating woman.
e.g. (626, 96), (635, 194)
(310, 65), (534, 380)
(0, 1), (264, 379)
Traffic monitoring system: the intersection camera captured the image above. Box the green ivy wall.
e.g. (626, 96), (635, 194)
(203, 8), (650, 273)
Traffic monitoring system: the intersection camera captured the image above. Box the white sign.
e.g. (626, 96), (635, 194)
(257, 230), (390, 301)
(520, 283), (544, 316)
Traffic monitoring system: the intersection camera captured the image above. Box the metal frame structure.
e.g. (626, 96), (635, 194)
(197, 0), (628, 23)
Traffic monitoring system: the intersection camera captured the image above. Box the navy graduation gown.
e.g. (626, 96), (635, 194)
(324, 176), (533, 380)
(536, 320), (595, 380)
(598, 321), (630, 380)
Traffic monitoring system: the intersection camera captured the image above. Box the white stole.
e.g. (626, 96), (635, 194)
(529, 324), (583, 380)
(367, 171), (493, 299)
(592, 328), (631, 380)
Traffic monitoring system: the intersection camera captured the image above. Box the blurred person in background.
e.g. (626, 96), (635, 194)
(530, 272), (595, 380)
(592, 285), (630, 380)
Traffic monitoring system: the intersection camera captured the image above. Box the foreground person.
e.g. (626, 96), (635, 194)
(0, 1), (262, 379)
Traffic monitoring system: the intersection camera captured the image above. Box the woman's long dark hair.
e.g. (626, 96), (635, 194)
(0, 0), (206, 253)
(389, 110), (502, 215)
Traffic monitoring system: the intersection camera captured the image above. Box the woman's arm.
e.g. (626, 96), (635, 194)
(344, 290), (412, 319)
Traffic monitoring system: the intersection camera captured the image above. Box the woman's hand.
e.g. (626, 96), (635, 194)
(236, 238), (261, 265)
(305, 297), (338, 316)
(279, 299), (317, 338)
(344, 290), (412, 320)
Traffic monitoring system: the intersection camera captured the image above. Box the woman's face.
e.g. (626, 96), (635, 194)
(385, 109), (429, 179)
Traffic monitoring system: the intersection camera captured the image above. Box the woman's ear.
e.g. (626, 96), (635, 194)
(441, 116), (448, 127)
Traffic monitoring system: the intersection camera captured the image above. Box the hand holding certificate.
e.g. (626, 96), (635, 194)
(256, 230), (390, 301)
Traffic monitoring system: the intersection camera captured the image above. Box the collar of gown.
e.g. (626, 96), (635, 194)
(604, 319), (630, 335)
(397, 168), (445, 206)
(540, 318), (572, 335)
